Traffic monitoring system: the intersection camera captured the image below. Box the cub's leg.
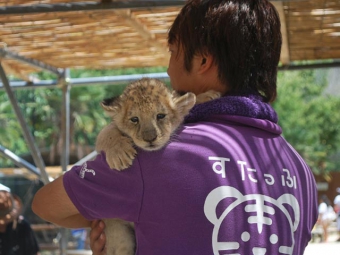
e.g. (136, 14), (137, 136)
(95, 122), (136, 171)
(104, 219), (135, 255)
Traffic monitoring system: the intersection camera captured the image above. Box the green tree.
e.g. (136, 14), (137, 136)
(274, 70), (340, 175)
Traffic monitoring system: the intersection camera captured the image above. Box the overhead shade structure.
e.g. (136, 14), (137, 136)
(0, 0), (339, 82)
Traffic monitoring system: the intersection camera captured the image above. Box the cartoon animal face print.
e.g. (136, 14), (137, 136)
(204, 186), (300, 255)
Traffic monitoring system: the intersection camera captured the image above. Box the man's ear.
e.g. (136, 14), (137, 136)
(197, 53), (214, 74)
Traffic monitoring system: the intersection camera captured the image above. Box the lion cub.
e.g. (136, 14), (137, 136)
(95, 78), (220, 255)
(96, 77), (220, 171)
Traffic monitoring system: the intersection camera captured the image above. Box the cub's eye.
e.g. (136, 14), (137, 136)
(130, 117), (139, 123)
(157, 114), (166, 120)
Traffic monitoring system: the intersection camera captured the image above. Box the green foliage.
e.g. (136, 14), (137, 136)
(0, 67), (167, 167)
(0, 91), (29, 155)
(274, 70), (340, 174)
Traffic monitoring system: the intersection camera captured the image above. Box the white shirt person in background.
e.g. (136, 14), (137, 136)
(333, 188), (340, 242)
(318, 195), (336, 242)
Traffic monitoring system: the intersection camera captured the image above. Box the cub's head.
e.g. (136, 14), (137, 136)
(101, 78), (196, 151)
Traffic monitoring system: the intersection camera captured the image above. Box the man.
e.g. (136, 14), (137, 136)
(32, 0), (318, 254)
(0, 184), (40, 255)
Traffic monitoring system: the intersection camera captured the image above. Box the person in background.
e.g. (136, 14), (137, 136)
(318, 194), (336, 242)
(333, 187), (340, 241)
(0, 183), (40, 255)
(32, 0), (318, 254)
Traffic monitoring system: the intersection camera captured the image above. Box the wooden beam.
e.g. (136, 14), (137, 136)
(273, 1), (290, 65)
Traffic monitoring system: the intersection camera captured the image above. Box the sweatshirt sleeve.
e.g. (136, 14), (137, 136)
(63, 152), (143, 222)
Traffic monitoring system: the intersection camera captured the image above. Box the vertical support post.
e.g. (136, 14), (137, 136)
(59, 228), (69, 255)
(59, 68), (71, 255)
(0, 62), (49, 184)
(61, 68), (71, 172)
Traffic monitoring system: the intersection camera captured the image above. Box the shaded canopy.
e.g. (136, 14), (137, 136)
(0, 0), (339, 81)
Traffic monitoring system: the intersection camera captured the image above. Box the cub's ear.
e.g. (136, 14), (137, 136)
(101, 96), (120, 117)
(172, 92), (196, 116)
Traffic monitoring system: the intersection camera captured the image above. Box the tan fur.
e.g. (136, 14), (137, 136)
(95, 78), (220, 255)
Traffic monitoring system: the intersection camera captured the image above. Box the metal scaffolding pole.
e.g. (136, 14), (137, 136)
(60, 69), (71, 173)
(73, 151), (98, 166)
(0, 72), (170, 90)
(0, 62), (50, 184)
(278, 61), (340, 71)
(59, 69), (71, 255)
(0, 79), (59, 89)
(0, 1), (186, 15)
(69, 72), (170, 86)
(0, 145), (41, 177)
(0, 48), (62, 77)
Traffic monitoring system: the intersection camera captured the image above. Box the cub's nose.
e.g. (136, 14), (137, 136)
(142, 130), (157, 142)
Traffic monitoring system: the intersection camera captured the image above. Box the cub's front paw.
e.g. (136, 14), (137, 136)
(196, 90), (221, 104)
(105, 136), (137, 171)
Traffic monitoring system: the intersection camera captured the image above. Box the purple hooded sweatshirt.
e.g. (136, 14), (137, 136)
(63, 93), (318, 255)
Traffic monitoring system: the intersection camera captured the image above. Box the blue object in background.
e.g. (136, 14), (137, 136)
(71, 229), (87, 249)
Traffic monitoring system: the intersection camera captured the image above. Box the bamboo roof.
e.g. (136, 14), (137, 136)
(0, 0), (339, 81)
